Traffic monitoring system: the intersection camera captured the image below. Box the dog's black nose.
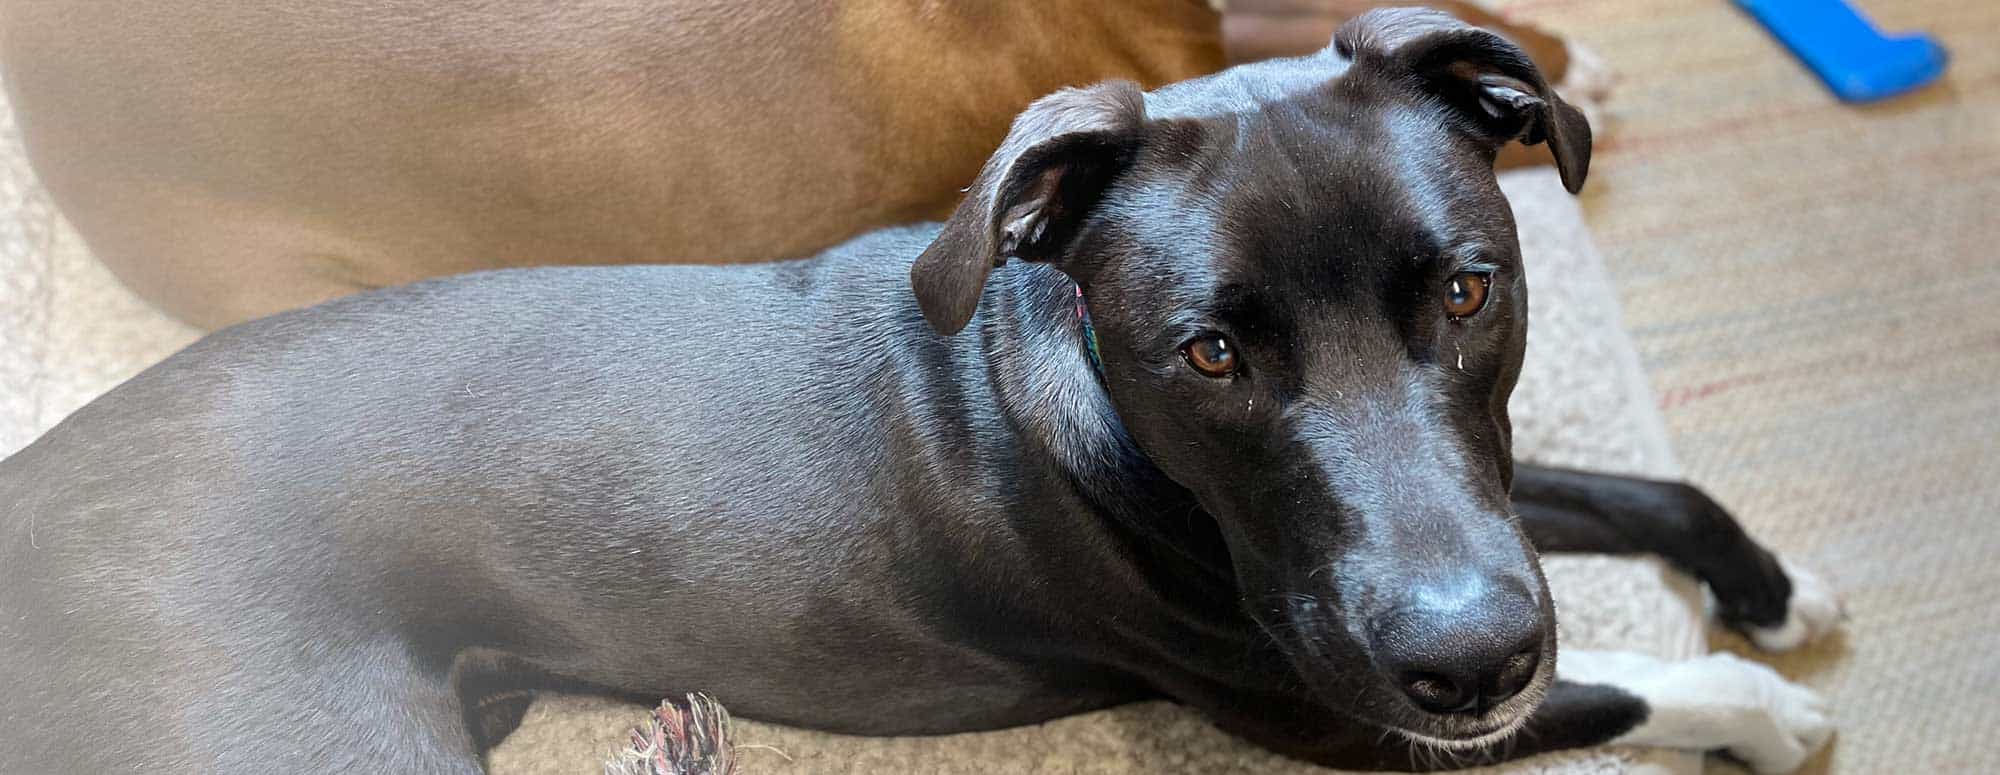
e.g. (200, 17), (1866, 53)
(1373, 579), (1546, 716)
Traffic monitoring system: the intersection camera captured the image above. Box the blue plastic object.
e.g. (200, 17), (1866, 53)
(1735, 0), (1948, 103)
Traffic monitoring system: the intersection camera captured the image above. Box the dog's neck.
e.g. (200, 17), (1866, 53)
(978, 264), (1233, 587)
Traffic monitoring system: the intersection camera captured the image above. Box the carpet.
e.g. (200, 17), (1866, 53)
(1488, 1), (2000, 773)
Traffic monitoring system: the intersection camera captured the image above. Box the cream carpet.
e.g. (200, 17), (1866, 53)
(1490, 1), (2000, 773)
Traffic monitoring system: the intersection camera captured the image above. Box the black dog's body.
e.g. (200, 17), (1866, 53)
(0, 234), (1782, 773)
(0, 240), (1217, 762)
(2, 11), (1819, 773)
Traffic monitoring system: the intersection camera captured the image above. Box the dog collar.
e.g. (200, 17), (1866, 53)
(1075, 284), (1105, 380)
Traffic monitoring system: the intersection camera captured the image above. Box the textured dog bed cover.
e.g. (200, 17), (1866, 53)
(2, 89), (1703, 773)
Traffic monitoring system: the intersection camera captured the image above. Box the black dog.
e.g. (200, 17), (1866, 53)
(0, 10), (1835, 774)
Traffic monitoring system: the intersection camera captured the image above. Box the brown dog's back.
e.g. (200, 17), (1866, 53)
(0, 0), (1225, 328)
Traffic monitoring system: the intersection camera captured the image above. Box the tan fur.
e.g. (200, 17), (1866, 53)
(0, 0), (1568, 329)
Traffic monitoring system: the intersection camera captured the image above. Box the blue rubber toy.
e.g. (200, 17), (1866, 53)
(1735, 0), (1948, 103)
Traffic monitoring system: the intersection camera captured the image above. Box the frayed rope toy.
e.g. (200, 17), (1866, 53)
(604, 694), (737, 775)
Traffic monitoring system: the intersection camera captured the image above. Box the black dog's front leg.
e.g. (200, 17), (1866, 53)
(1221, 657), (1830, 773)
(1509, 463), (1836, 647)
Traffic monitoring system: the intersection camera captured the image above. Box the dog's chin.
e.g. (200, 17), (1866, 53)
(1264, 615), (1552, 753)
(1381, 672), (1552, 754)
(1284, 652), (1552, 757)
(1389, 702), (1535, 753)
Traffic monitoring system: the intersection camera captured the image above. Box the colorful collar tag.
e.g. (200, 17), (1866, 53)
(1074, 284), (1104, 380)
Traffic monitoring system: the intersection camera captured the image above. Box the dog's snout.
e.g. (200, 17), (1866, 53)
(1373, 576), (1546, 716)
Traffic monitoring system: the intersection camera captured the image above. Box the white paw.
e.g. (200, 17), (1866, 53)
(1746, 558), (1845, 652)
(1561, 650), (1834, 774)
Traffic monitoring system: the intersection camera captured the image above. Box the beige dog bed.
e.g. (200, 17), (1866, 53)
(2, 89), (1704, 773)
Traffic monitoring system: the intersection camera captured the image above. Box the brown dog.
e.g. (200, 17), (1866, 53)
(1, 1), (1583, 329)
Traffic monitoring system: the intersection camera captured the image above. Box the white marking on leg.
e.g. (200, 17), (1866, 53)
(1559, 649), (1833, 774)
(1746, 557), (1844, 652)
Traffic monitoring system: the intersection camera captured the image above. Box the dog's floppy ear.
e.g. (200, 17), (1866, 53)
(911, 81), (1146, 336)
(1336, 8), (1591, 193)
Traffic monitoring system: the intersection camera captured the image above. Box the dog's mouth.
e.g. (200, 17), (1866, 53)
(1280, 646), (1551, 764)
(1380, 711), (1533, 771)
(1392, 708), (1532, 752)
(1378, 672), (1549, 762)
(1265, 603), (1554, 738)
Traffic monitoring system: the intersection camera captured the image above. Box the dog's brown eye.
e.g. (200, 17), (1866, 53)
(1181, 334), (1238, 378)
(1443, 272), (1492, 319)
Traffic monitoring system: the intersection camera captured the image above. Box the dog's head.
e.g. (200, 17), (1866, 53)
(910, 9), (1590, 747)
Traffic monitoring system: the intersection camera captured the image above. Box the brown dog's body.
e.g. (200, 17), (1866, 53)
(3, 1), (1224, 328)
(0, 0), (1573, 329)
